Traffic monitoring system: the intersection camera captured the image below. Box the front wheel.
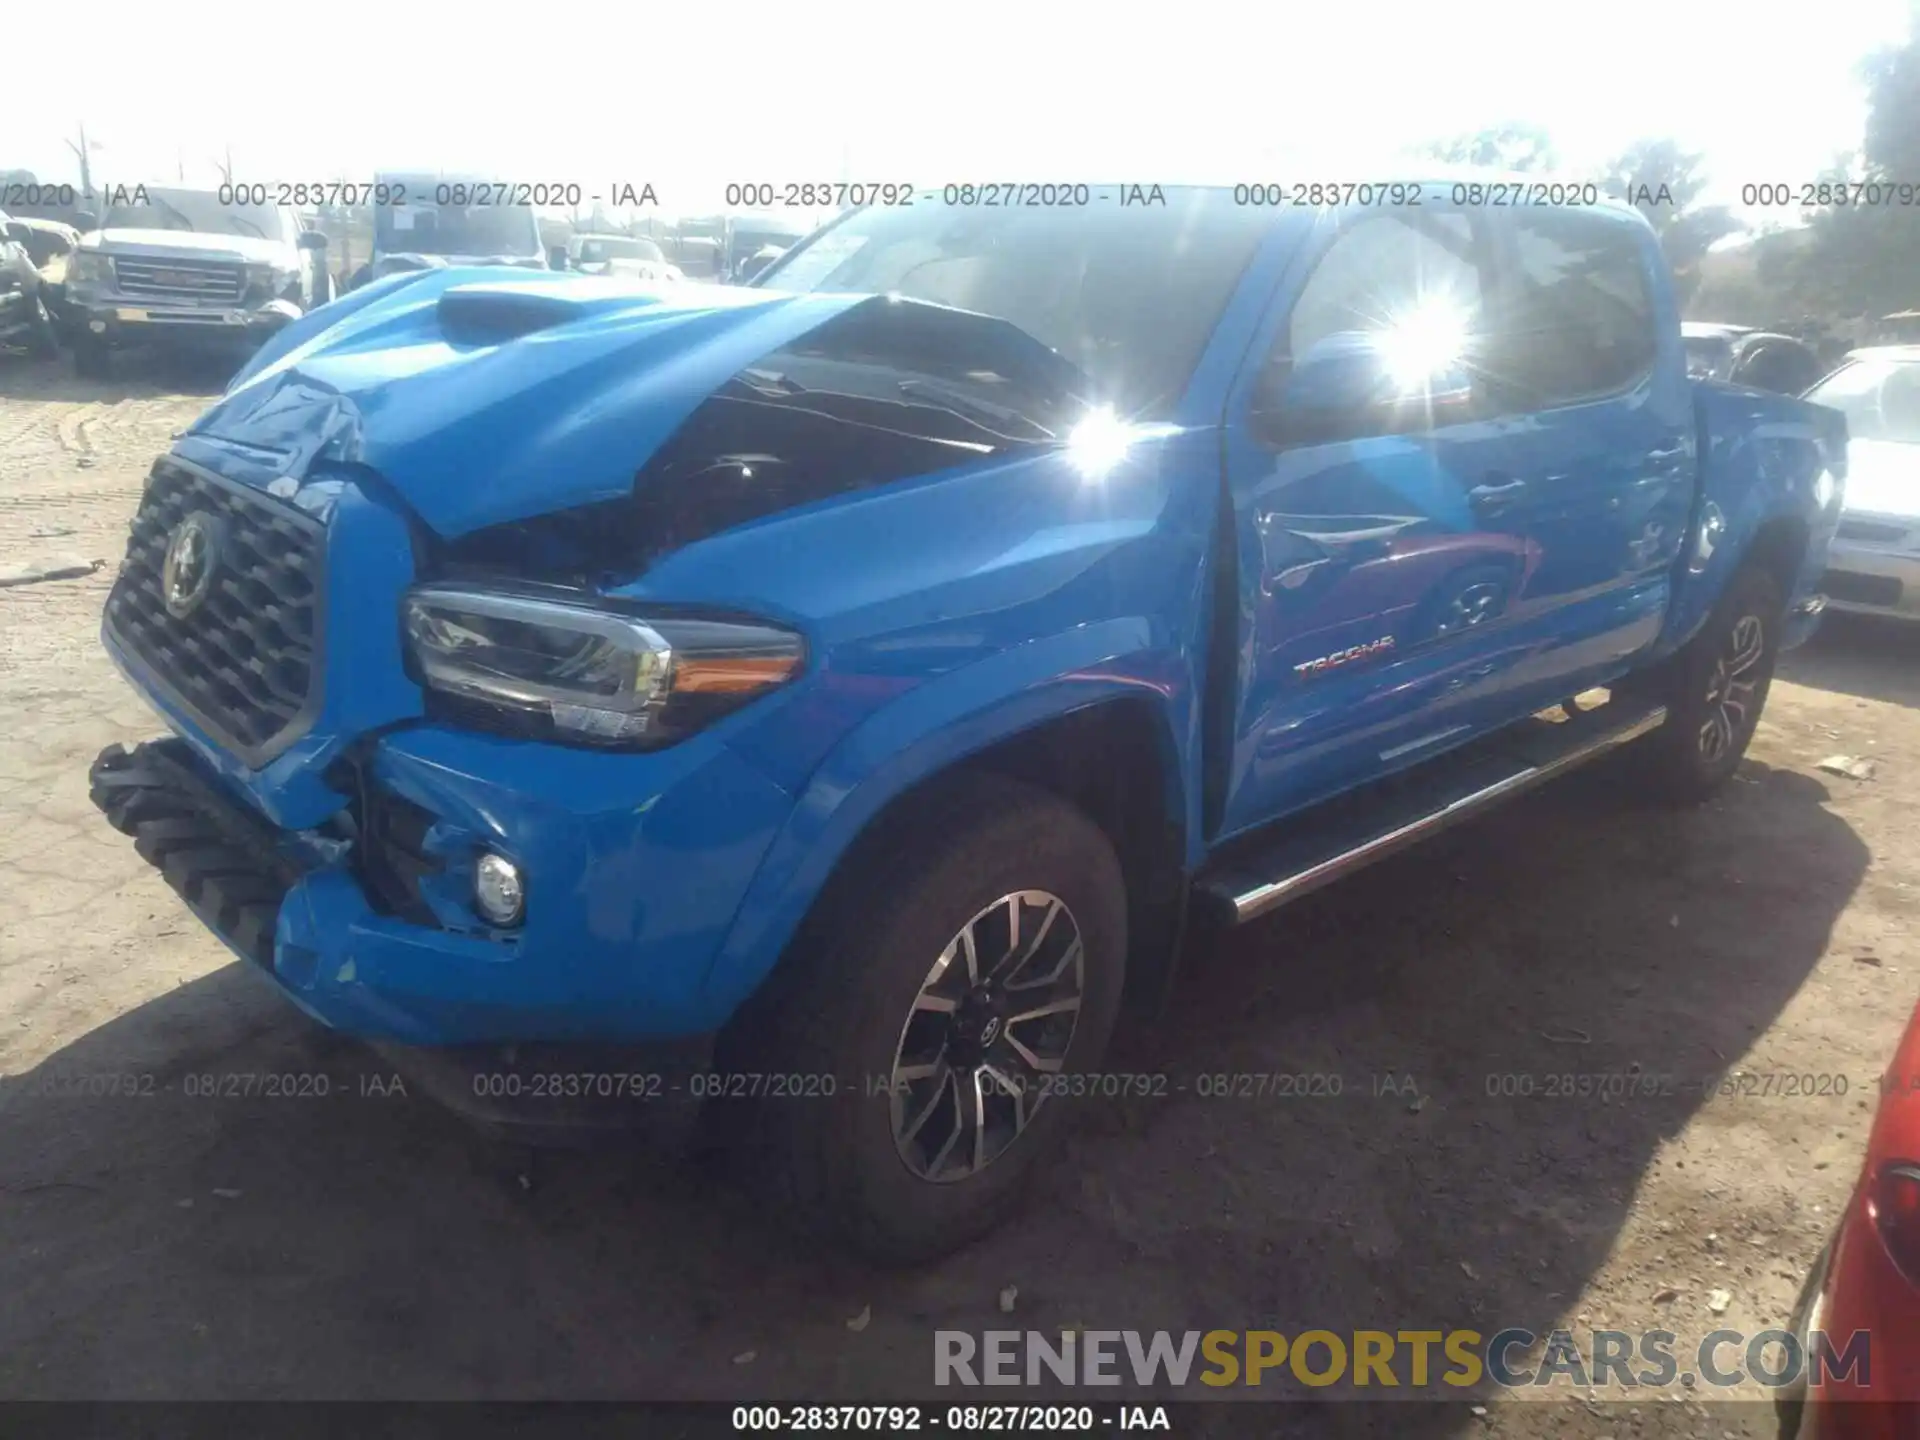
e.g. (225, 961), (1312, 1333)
(24, 294), (59, 358)
(1632, 561), (1784, 802)
(718, 774), (1128, 1264)
(70, 328), (112, 378)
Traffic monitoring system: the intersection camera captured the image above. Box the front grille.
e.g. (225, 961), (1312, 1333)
(105, 457), (324, 762)
(1837, 518), (1910, 545)
(113, 257), (244, 305)
(1822, 568), (1903, 608)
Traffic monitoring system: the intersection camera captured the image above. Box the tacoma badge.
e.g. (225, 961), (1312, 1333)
(1294, 636), (1396, 678)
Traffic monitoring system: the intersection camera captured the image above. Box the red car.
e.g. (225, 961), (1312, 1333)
(1783, 996), (1920, 1437)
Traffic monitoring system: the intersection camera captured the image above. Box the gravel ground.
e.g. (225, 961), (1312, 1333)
(3, 350), (1917, 1437)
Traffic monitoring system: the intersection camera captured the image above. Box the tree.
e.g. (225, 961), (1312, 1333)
(1596, 139), (1744, 307)
(1861, 4), (1920, 180)
(1785, 5), (1920, 321)
(1420, 122), (1558, 172)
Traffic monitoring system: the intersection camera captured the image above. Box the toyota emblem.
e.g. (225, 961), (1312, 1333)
(162, 513), (222, 619)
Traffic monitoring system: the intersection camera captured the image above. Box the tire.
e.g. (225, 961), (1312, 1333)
(25, 295), (59, 359)
(718, 773), (1128, 1264)
(1774, 1232), (1833, 1440)
(71, 330), (111, 378)
(1633, 561), (1785, 802)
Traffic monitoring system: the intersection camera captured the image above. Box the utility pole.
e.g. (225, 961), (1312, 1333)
(64, 122), (98, 200)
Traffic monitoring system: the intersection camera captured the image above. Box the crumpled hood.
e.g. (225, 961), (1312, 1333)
(1840, 438), (1920, 522)
(179, 269), (882, 538)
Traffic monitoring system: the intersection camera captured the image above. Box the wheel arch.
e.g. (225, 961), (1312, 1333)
(702, 623), (1197, 1026)
(1657, 386), (1835, 662)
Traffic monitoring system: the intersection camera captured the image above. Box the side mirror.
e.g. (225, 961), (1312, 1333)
(296, 230), (328, 252)
(75, 210), (99, 232)
(547, 247), (570, 270)
(1254, 330), (1473, 446)
(3, 222), (27, 245)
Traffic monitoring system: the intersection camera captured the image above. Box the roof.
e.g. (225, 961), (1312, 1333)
(1845, 345), (1920, 363)
(1683, 322), (1757, 339)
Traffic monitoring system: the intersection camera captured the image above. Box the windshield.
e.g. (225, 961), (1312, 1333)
(733, 219), (808, 250)
(756, 192), (1272, 416)
(376, 202), (540, 258)
(577, 236), (664, 263)
(1808, 358), (1920, 444)
(102, 189), (293, 242)
(1683, 335), (1733, 378)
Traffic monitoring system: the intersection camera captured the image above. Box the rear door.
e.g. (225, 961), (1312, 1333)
(1468, 206), (1694, 681)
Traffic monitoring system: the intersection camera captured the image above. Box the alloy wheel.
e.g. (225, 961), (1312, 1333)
(1698, 612), (1766, 763)
(888, 890), (1085, 1183)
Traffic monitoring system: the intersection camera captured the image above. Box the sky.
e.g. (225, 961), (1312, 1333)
(8, 0), (1913, 224)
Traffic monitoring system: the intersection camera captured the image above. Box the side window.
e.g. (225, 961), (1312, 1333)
(1264, 211), (1486, 445)
(1287, 211), (1482, 360)
(1480, 210), (1657, 411)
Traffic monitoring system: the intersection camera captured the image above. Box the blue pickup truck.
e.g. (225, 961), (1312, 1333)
(90, 183), (1844, 1261)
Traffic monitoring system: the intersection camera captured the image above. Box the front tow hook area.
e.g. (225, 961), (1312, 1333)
(89, 738), (313, 966)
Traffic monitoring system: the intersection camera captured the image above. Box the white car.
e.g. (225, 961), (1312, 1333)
(565, 233), (683, 283)
(1808, 346), (1920, 620)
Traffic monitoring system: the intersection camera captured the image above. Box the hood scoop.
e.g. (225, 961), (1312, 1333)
(437, 285), (588, 346)
(434, 280), (671, 347)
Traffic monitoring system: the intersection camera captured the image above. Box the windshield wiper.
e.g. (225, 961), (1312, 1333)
(225, 215), (268, 240)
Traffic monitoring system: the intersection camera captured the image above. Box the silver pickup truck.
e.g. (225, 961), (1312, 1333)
(62, 186), (331, 376)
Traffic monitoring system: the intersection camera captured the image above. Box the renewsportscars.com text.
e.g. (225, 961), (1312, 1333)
(935, 1328), (1870, 1392)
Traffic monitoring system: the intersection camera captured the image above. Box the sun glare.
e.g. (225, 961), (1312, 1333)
(1376, 298), (1470, 395)
(1066, 407), (1137, 479)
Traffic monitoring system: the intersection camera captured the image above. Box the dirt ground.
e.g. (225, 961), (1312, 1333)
(3, 350), (1918, 1437)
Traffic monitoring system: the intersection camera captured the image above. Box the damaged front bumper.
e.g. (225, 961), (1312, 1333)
(90, 740), (729, 1141)
(88, 719), (793, 1055)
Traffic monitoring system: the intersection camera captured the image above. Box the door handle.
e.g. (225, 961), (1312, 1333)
(1469, 476), (1528, 511)
(1645, 439), (1689, 466)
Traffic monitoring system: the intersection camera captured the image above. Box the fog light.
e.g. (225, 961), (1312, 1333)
(474, 852), (525, 927)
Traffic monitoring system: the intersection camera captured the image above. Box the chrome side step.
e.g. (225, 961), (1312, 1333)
(1199, 699), (1667, 925)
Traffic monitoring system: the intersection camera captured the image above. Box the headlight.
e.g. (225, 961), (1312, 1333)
(69, 252), (112, 286)
(251, 263), (298, 293)
(1814, 467), (1842, 512)
(401, 586), (806, 747)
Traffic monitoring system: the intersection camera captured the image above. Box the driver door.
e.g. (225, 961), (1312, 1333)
(1213, 204), (1536, 840)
